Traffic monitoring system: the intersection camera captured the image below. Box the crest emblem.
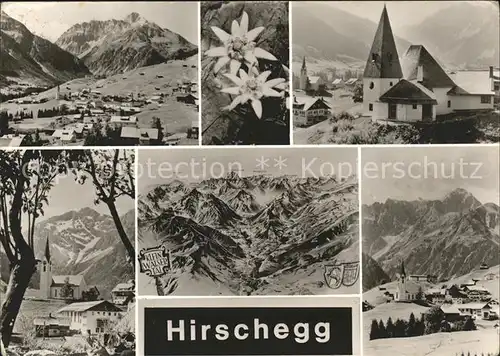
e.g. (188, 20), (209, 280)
(138, 245), (172, 278)
(324, 261), (360, 289)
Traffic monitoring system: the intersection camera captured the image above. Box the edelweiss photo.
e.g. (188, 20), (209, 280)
(361, 146), (500, 356)
(0, 149), (136, 355)
(0, 2), (199, 147)
(292, 1), (499, 145)
(200, 1), (290, 145)
(137, 147), (359, 296)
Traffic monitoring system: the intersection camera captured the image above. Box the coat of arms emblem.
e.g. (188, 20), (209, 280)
(138, 245), (172, 277)
(324, 261), (360, 289)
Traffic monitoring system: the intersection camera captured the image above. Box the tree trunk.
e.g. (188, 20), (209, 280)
(107, 202), (135, 272)
(0, 254), (36, 347)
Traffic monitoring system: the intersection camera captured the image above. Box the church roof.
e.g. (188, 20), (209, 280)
(401, 45), (456, 88)
(379, 79), (438, 104)
(363, 5), (403, 79)
(401, 280), (424, 294)
(51, 275), (84, 287)
(44, 237), (51, 263)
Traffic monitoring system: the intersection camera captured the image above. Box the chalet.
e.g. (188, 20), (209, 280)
(446, 285), (469, 304)
(111, 281), (135, 306)
(0, 134), (27, 147)
(187, 120), (199, 139)
(57, 300), (124, 335)
(120, 127), (159, 145)
(463, 285), (491, 301)
(362, 301), (374, 312)
(456, 302), (494, 320)
(440, 305), (464, 323)
(34, 314), (70, 337)
(293, 97), (331, 126)
(363, 5), (495, 122)
(345, 78), (360, 87)
(51, 129), (76, 144)
(110, 116), (138, 128)
(331, 78), (344, 90)
(425, 287), (447, 304)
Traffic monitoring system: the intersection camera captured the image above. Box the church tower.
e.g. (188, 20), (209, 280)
(396, 259), (407, 301)
(299, 57), (308, 90)
(40, 236), (52, 299)
(362, 4), (403, 118)
(55, 85), (60, 100)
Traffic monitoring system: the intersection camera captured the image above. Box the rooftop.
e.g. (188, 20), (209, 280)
(448, 70), (495, 96)
(51, 275), (84, 287)
(379, 79), (438, 104)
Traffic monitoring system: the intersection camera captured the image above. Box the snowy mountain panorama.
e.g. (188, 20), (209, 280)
(55, 12), (198, 75)
(0, 207), (135, 299)
(138, 172), (360, 296)
(362, 188), (500, 292)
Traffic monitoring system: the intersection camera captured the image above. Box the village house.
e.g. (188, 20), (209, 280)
(0, 134), (27, 147)
(38, 238), (88, 300)
(445, 284), (469, 304)
(187, 120), (199, 139)
(51, 129), (77, 145)
(408, 274), (437, 283)
(56, 300), (124, 335)
(109, 115), (138, 128)
(331, 78), (344, 90)
(177, 94), (198, 105)
(111, 281), (135, 306)
(440, 305), (464, 323)
(34, 314), (71, 337)
(363, 5), (495, 122)
(293, 96), (331, 127)
(462, 285), (492, 301)
(456, 302), (495, 320)
(120, 127), (159, 145)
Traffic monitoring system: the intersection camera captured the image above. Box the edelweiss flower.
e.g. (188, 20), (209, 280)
(205, 11), (277, 74)
(221, 68), (286, 119)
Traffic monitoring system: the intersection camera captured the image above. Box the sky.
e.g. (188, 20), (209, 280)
(361, 146), (499, 206)
(138, 147), (358, 193)
(2, 1), (199, 44)
(322, 0), (498, 30)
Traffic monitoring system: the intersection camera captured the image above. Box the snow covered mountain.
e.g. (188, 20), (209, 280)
(56, 12), (198, 75)
(139, 174), (360, 295)
(32, 207), (135, 298)
(363, 188), (500, 284)
(0, 11), (90, 87)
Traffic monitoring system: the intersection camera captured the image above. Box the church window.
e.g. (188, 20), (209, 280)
(55, 289), (57, 297)
(390, 82), (393, 86)
(369, 82), (374, 90)
(369, 103), (373, 111)
(412, 104), (417, 109)
(447, 100), (451, 108)
(371, 53), (378, 62)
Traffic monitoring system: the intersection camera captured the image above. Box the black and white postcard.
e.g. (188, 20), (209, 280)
(0, 149), (136, 355)
(137, 147), (359, 296)
(0, 2), (199, 147)
(292, 1), (499, 145)
(200, 1), (290, 145)
(361, 146), (499, 356)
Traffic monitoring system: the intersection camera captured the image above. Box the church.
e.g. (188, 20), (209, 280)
(299, 57), (326, 92)
(38, 237), (88, 300)
(363, 5), (496, 122)
(394, 261), (425, 302)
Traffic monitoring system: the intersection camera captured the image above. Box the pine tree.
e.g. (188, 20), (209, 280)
(407, 312), (416, 336)
(463, 318), (476, 331)
(369, 319), (379, 340)
(378, 320), (387, 338)
(386, 317), (395, 338)
(394, 319), (407, 337)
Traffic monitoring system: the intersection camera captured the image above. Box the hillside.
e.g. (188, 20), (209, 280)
(1, 207), (135, 299)
(0, 11), (90, 88)
(291, 3), (411, 72)
(399, 2), (499, 69)
(363, 188), (500, 282)
(56, 12), (197, 75)
(139, 173), (360, 295)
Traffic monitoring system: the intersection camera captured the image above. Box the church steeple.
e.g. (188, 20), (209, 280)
(399, 260), (406, 279)
(301, 57), (307, 71)
(44, 236), (51, 263)
(363, 4), (402, 78)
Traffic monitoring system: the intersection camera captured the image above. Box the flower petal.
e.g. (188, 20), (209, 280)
(223, 95), (243, 111)
(265, 78), (286, 88)
(262, 87), (281, 97)
(229, 59), (242, 75)
(244, 51), (258, 66)
(240, 12), (249, 35)
(254, 47), (278, 61)
(205, 46), (227, 57)
(251, 99), (263, 119)
(274, 82), (288, 90)
(211, 26), (231, 43)
(221, 87), (241, 95)
(231, 19), (240, 37)
(246, 26), (264, 42)
(224, 73), (243, 86)
(213, 56), (230, 74)
(238, 69), (249, 82)
(257, 70), (272, 83)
